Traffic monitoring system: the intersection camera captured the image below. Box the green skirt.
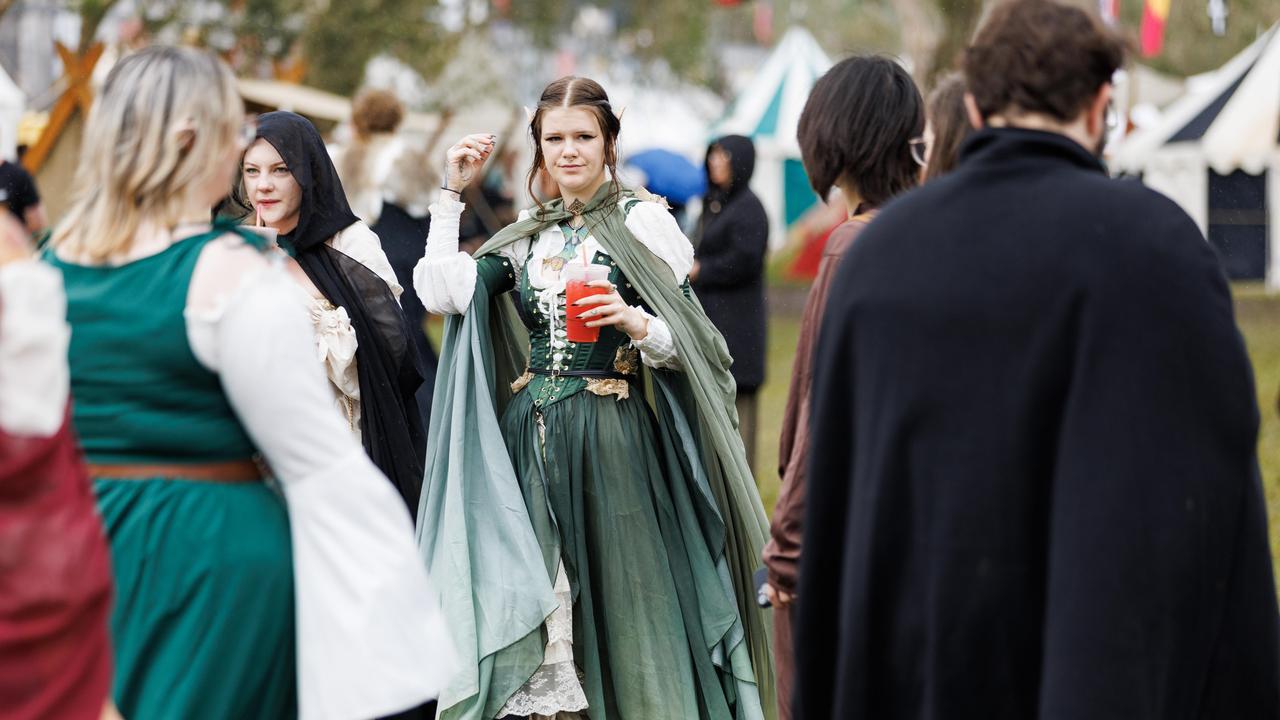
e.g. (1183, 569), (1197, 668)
(502, 387), (750, 719)
(95, 477), (296, 720)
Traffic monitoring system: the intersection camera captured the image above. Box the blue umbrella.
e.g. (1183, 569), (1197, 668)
(625, 148), (707, 205)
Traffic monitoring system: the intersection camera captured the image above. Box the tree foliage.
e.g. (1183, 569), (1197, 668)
(67, 0), (1280, 98)
(115, 0), (452, 96)
(300, 0), (451, 96)
(1120, 0), (1280, 76)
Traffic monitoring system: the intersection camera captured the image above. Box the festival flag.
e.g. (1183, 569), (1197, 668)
(753, 1), (775, 44)
(1141, 0), (1172, 57)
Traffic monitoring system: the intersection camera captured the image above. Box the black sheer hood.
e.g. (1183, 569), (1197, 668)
(253, 111), (360, 254)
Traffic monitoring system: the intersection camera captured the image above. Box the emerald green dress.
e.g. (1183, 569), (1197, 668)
(44, 231), (296, 720)
(468, 234), (759, 718)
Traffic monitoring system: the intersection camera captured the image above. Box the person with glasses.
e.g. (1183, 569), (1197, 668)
(44, 47), (454, 719)
(760, 54), (923, 720)
(796, 1), (1279, 717)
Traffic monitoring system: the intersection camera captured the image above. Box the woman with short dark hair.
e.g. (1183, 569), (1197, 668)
(795, 56), (922, 209)
(762, 54), (923, 720)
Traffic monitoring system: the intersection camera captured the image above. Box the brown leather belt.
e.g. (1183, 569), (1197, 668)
(87, 459), (263, 483)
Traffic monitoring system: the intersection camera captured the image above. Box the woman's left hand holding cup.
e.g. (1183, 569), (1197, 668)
(575, 280), (650, 341)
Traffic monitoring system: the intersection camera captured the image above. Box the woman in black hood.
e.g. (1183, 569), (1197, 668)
(235, 111), (427, 514)
(692, 134), (769, 473)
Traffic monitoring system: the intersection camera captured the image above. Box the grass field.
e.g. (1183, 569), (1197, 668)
(749, 286), (1280, 580)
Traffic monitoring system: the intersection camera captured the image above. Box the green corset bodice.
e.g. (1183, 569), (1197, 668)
(43, 228), (262, 463)
(477, 246), (644, 407)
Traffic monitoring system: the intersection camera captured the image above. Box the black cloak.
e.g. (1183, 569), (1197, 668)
(244, 112), (427, 513)
(794, 128), (1280, 719)
(693, 134), (769, 391)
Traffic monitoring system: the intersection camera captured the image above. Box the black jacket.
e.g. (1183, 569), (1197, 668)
(795, 128), (1280, 719)
(693, 135), (769, 391)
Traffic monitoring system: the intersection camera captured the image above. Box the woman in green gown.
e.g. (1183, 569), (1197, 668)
(414, 76), (775, 720)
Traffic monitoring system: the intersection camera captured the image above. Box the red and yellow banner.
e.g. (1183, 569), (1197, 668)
(1141, 0), (1172, 57)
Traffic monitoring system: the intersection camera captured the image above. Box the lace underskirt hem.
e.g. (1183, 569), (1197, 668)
(499, 561), (588, 717)
(496, 662), (588, 717)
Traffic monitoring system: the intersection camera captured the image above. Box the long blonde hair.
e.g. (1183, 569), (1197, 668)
(52, 46), (243, 261)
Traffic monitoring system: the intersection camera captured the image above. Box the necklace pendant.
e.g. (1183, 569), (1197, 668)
(567, 199), (586, 216)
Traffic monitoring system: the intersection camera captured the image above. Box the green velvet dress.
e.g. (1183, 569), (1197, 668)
(44, 232), (296, 720)
(479, 237), (759, 719)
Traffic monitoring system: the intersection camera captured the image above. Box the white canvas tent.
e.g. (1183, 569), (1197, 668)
(238, 77), (354, 124)
(709, 27), (832, 249)
(611, 80), (724, 163)
(1112, 24), (1280, 284)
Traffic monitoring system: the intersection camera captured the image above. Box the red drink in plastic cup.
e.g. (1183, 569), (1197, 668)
(564, 264), (611, 343)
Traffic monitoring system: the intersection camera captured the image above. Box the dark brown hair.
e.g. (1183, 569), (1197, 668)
(526, 76), (622, 217)
(797, 55), (923, 208)
(924, 73), (974, 181)
(964, 0), (1126, 123)
(352, 88), (404, 138)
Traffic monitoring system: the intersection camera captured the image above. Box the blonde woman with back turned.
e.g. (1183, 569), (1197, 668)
(43, 46), (454, 720)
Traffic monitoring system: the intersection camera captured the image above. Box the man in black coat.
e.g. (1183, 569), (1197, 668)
(794, 1), (1280, 718)
(693, 134), (769, 472)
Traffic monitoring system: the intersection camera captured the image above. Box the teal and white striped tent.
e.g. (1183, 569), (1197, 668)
(709, 27), (833, 250)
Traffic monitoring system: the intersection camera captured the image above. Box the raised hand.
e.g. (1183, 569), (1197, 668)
(444, 133), (497, 194)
